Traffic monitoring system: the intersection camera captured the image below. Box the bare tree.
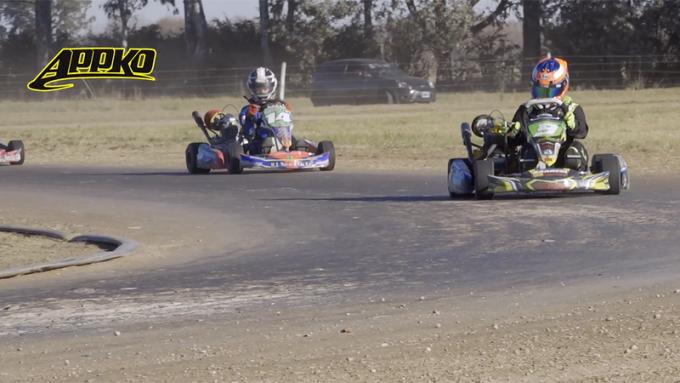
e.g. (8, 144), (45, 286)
(103, 0), (134, 48)
(470, 0), (512, 34)
(363, 0), (373, 40)
(103, 0), (175, 48)
(259, 0), (272, 65)
(522, 0), (542, 60)
(286, 0), (296, 33)
(35, 0), (52, 68)
(184, 0), (208, 61)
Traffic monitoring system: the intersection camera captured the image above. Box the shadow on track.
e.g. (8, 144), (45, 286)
(79, 169), (318, 177)
(263, 195), (452, 203)
(263, 193), (591, 203)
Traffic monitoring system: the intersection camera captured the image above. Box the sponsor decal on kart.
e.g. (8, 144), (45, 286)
(529, 168), (570, 177)
(490, 172), (610, 193)
(197, 145), (224, 169)
(27, 47), (157, 92)
(535, 123), (560, 136)
(0, 149), (21, 163)
(241, 152), (330, 170)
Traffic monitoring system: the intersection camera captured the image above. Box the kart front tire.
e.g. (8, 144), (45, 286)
(473, 159), (494, 200)
(317, 141), (336, 171)
(7, 140), (24, 165)
(185, 143), (210, 174)
(592, 154), (621, 195)
(226, 142), (244, 174)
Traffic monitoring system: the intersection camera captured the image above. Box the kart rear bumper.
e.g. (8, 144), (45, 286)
(241, 152), (331, 170)
(0, 150), (22, 165)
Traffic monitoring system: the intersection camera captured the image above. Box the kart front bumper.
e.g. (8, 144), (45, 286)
(488, 171), (611, 193)
(241, 152), (331, 170)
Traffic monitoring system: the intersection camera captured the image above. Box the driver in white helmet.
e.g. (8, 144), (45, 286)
(238, 67), (292, 154)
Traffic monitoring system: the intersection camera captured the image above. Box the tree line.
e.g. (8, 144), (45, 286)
(1, 0), (680, 98)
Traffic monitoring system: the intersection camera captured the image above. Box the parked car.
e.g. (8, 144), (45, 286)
(310, 59), (436, 106)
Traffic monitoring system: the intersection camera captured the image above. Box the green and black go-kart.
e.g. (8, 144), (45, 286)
(447, 98), (629, 200)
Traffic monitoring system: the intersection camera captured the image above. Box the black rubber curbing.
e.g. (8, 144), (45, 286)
(0, 225), (138, 279)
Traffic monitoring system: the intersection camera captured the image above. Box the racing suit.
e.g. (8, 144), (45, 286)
(238, 97), (293, 154)
(508, 95), (589, 169)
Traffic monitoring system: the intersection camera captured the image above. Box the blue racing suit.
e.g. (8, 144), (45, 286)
(238, 98), (292, 154)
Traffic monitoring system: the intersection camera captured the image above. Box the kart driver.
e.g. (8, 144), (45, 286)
(238, 67), (293, 154)
(507, 55), (589, 170)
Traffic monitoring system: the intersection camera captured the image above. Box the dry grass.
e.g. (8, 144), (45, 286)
(0, 232), (99, 270)
(1, 88), (678, 172)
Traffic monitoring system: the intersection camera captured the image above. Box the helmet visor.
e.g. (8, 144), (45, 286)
(532, 84), (564, 98)
(254, 82), (273, 96)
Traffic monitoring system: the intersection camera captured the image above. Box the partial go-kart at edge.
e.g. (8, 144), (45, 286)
(0, 140), (25, 166)
(448, 98), (629, 200)
(185, 102), (335, 175)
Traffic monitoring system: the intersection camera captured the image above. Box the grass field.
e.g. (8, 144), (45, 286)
(1, 88), (679, 172)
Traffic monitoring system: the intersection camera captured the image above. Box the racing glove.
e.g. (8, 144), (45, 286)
(504, 121), (521, 137)
(561, 96), (577, 130)
(247, 103), (260, 117)
(491, 120), (520, 137)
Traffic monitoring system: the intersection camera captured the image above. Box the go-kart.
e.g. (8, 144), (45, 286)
(448, 98), (629, 199)
(0, 140), (25, 165)
(185, 101), (335, 174)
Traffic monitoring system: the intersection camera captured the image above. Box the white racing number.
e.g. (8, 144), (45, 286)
(535, 123), (559, 136)
(265, 109), (292, 126)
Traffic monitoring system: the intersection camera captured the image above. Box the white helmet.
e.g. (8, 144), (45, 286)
(247, 67), (278, 101)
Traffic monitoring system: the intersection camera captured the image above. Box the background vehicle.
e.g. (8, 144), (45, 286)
(447, 98), (629, 199)
(310, 59), (436, 106)
(0, 140), (25, 165)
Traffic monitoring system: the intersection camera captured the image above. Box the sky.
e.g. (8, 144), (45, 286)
(88, 0), (259, 32)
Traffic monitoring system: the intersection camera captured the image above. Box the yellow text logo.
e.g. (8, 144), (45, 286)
(27, 47), (157, 92)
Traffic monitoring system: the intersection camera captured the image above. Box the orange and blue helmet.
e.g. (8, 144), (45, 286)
(531, 56), (569, 99)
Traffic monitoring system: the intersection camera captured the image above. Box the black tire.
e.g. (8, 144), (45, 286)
(563, 140), (589, 171)
(7, 140), (24, 165)
(316, 140), (336, 171)
(448, 158), (456, 199)
(226, 142), (244, 174)
(185, 143), (210, 174)
(592, 154), (620, 195)
(448, 158), (474, 199)
(473, 159), (494, 200)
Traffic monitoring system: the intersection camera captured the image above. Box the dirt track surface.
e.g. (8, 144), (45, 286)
(1, 165), (680, 382)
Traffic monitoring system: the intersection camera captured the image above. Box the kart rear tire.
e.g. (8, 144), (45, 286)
(448, 158), (474, 199)
(473, 159), (494, 200)
(317, 140), (336, 171)
(226, 142), (244, 174)
(185, 143), (210, 174)
(7, 140), (24, 165)
(592, 154), (621, 195)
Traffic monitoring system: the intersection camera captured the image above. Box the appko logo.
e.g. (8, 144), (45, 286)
(27, 47), (157, 92)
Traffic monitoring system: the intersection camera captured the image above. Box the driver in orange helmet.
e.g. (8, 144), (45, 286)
(507, 56), (589, 170)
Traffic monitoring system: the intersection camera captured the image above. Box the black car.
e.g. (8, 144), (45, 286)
(310, 59), (436, 106)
